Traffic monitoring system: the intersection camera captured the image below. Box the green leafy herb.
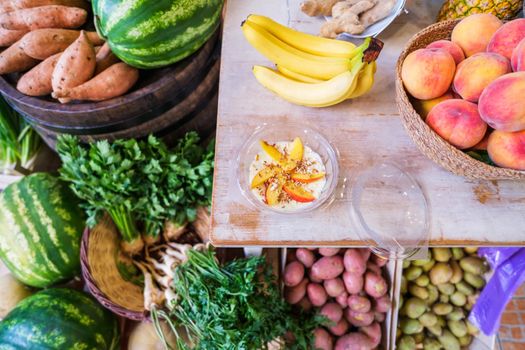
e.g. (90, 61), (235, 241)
(466, 150), (495, 166)
(153, 249), (324, 350)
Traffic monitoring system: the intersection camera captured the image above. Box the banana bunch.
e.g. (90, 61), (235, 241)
(242, 15), (383, 108)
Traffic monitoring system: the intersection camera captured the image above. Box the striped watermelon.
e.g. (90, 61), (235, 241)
(92, 0), (223, 68)
(0, 173), (85, 288)
(0, 288), (119, 349)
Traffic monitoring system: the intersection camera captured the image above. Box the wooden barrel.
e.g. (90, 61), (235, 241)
(0, 30), (220, 148)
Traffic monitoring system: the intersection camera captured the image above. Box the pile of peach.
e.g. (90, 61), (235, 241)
(401, 14), (525, 171)
(283, 248), (391, 350)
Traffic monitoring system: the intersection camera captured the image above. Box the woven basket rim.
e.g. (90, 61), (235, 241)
(396, 19), (525, 180)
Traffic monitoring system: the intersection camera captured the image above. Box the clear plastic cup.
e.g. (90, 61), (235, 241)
(237, 123), (339, 215)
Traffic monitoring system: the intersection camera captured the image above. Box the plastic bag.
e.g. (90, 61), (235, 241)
(478, 247), (521, 269)
(469, 248), (525, 335)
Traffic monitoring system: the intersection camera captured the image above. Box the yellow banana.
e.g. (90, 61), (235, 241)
(242, 21), (354, 80)
(347, 61), (376, 99)
(246, 14), (357, 58)
(276, 65), (323, 83)
(252, 63), (362, 108)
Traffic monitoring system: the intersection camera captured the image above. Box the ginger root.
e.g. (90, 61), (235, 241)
(300, 0), (340, 16)
(360, 0), (396, 28)
(320, 0), (376, 38)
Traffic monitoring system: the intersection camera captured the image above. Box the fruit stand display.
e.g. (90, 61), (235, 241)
(0, 0), (524, 349)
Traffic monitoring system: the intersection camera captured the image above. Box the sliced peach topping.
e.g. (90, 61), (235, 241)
(283, 182), (316, 203)
(251, 166), (278, 189)
(260, 141), (286, 164)
(265, 180), (282, 206)
(291, 172), (325, 183)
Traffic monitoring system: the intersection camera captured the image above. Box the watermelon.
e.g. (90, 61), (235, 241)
(92, 0), (224, 69)
(0, 288), (119, 349)
(0, 173), (85, 288)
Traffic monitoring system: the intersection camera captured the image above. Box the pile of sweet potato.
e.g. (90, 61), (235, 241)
(0, 0), (139, 103)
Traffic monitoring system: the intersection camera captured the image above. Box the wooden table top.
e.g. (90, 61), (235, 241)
(211, 0), (525, 247)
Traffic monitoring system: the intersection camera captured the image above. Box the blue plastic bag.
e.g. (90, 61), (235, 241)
(478, 247), (521, 269)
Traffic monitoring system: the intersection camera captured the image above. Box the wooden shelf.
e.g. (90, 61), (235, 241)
(211, 0), (525, 247)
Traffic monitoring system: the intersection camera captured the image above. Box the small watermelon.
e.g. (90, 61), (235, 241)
(0, 173), (86, 288)
(92, 0), (224, 68)
(0, 288), (119, 349)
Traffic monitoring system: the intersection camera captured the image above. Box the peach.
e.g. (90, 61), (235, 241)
(487, 130), (525, 170)
(453, 52), (511, 102)
(487, 18), (525, 60)
(426, 99), (487, 149)
(471, 130), (492, 151)
(511, 38), (525, 72)
(401, 48), (456, 100)
(412, 91), (455, 119)
(427, 40), (465, 65)
(478, 72), (525, 131)
(451, 14), (502, 57)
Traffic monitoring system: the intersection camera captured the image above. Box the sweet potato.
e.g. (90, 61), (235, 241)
(0, 0), (90, 13)
(360, 322), (382, 348)
(319, 248), (340, 257)
(53, 62), (138, 103)
(0, 5), (87, 30)
(329, 318), (349, 336)
(307, 283), (328, 307)
(320, 302), (343, 323)
(311, 256), (344, 280)
(283, 261), (304, 287)
(324, 277), (345, 297)
(0, 39), (37, 74)
(347, 295), (371, 313)
(313, 328), (333, 350)
(0, 27), (27, 46)
(284, 279), (308, 305)
(17, 51), (60, 95)
(51, 30), (95, 100)
(344, 309), (374, 327)
(20, 29), (103, 60)
(296, 248), (315, 268)
(94, 42), (119, 75)
(364, 272), (387, 298)
(335, 333), (373, 350)
(342, 271), (363, 294)
(344, 249), (366, 275)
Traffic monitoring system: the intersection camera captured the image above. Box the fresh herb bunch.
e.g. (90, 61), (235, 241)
(153, 249), (324, 350)
(0, 97), (41, 171)
(56, 133), (214, 252)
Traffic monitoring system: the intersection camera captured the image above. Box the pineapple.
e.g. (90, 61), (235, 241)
(437, 0), (523, 21)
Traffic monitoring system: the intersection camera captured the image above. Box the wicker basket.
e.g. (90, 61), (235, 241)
(396, 20), (525, 180)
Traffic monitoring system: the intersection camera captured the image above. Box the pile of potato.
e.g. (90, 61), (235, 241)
(397, 248), (488, 350)
(0, 0), (138, 103)
(284, 248), (392, 350)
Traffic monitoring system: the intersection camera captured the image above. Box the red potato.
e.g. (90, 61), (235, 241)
(319, 248), (340, 257)
(364, 272), (387, 298)
(314, 328), (334, 350)
(94, 42), (119, 75)
(329, 318), (349, 336)
(284, 261), (305, 287)
(371, 254), (388, 267)
(297, 297), (312, 311)
(373, 295), (392, 313)
(335, 333), (373, 350)
(0, 5), (87, 30)
(344, 309), (374, 327)
(324, 278), (345, 297)
(343, 271), (364, 295)
(287, 249), (298, 263)
(360, 322), (382, 348)
(307, 283), (328, 307)
(347, 295), (371, 313)
(359, 248), (372, 262)
(285, 279), (308, 304)
(0, 27), (27, 46)
(296, 248), (315, 267)
(344, 249), (366, 275)
(320, 302), (343, 323)
(366, 262), (381, 275)
(307, 247), (317, 251)
(309, 269), (323, 283)
(17, 52), (61, 96)
(336, 291), (349, 308)
(0, 0), (90, 13)
(311, 255), (344, 280)
(0, 39), (37, 74)
(374, 312), (385, 323)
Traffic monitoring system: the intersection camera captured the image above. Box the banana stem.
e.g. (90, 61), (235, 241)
(363, 38), (384, 64)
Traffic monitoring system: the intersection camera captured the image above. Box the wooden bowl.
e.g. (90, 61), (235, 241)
(0, 30), (219, 143)
(396, 20), (525, 180)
